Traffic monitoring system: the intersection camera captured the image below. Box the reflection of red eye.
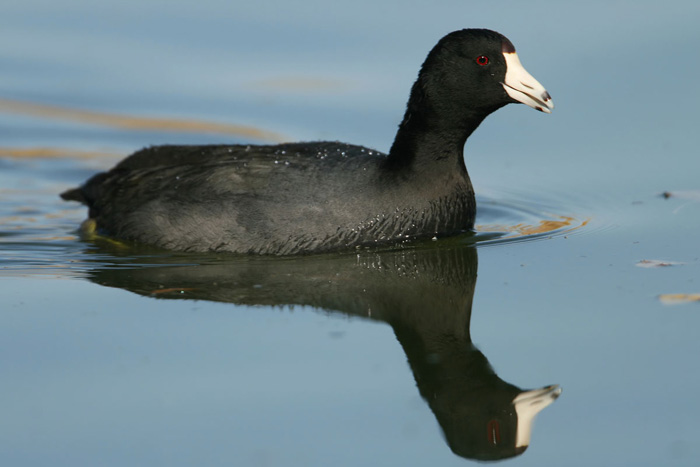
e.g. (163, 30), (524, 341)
(487, 419), (501, 445)
(476, 55), (489, 66)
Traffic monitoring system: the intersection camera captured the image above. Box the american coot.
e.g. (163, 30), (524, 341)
(62, 28), (553, 255)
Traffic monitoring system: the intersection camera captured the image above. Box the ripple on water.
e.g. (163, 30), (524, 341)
(471, 193), (591, 247)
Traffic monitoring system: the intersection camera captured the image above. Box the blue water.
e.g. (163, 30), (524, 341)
(2, 1), (700, 466)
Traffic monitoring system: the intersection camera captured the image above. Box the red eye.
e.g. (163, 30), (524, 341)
(476, 55), (489, 66)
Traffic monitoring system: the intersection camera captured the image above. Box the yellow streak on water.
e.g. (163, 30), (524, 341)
(659, 294), (700, 305)
(476, 216), (589, 238)
(0, 97), (286, 141)
(0, 147), (119, 160)
(26, 235), (78, 242)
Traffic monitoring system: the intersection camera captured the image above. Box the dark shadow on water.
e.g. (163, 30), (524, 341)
(83, 243), (561, 462)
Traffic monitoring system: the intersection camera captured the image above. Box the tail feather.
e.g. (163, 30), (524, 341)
(60, 187), (87, 204)
(61, 172), (109, 205)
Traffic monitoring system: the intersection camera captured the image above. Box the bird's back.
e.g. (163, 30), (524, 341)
(62, 141), (474, 254)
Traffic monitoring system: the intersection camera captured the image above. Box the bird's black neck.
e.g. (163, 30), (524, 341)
(385, 92), (491, 173)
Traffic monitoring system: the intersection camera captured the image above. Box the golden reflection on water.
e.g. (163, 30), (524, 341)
(0, 97), (286, 141)
(0, 147), (119, 160)
(476, 216), (589, 239)
(658, 294), (700, 305)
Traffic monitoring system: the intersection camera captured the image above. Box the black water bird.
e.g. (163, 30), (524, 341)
(61, 29), (553, 255)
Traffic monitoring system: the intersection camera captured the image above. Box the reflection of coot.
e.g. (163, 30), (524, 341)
(395, 319), (560, 460)
(62, 29), (552, 254)
(87, 244), (560, 461)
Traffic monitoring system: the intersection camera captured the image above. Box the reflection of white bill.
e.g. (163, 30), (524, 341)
(514, 384), (563, 448)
